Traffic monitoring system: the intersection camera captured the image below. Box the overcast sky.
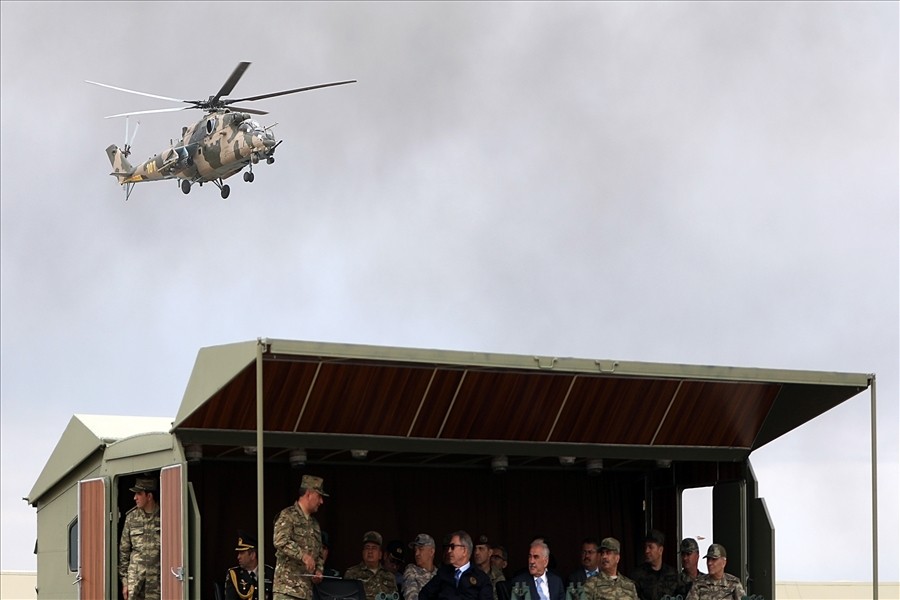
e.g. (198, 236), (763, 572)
(1, 1), (897, 583)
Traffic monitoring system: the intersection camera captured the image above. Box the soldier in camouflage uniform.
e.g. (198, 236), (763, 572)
(582, 538), (637, 600)
(402, 533), (438, 600)
(473, 535), (505, 600)
(685, 545), (745, 600)
(118, 477), (161, 600)
(345, 531), (399, 600)
(273, 475), (329, 600)
(675, 539), (703, 598)
(629, 530), (678, 600)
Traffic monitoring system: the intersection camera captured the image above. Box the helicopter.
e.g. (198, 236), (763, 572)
(88, 62), (355, 200)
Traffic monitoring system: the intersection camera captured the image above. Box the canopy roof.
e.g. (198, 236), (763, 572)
(27, 414), (173, 504)
(172, 339), (871, 470)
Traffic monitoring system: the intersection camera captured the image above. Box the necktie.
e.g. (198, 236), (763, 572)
(587, 570), (598, 579)
(455, 568), (462, 586)
(536, 576), (549, 600)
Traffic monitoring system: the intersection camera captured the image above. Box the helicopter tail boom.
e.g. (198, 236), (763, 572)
(105, 144), (135, 182)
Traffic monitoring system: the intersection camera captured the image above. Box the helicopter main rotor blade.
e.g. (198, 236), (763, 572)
(86, 80), (188, 104)
(209, 61), (251, 106)
(227, 106), (269, 116)
(226, 80), (357, 104)
(105, 106), (193, 119)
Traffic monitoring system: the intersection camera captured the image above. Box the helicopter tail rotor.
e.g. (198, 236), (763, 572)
(123, 117), (141, 158)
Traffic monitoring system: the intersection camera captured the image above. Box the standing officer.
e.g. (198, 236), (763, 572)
(225, 532), (274, 600)
(119, 476), (161, 600)
(273, 475), (329, 600)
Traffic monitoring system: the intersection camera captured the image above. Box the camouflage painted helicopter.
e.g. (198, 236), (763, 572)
(88, 62), (355, 200)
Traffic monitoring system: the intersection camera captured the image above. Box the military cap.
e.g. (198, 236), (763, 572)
(235, 531), (257, 551)
(703, 543), (727, 559)
(386, 540), (405, 563)
(300, 474), (329, 497)
(409, 533), (435, 548)
(476, 535), (490, 546)
(129, 477), (158, 493)
(599, 537), (621, 553)
(679, 538), (700, 554)
(363, 531), (383, 546)
(322, 531), (331, 549)
(644, 529), (666, 547)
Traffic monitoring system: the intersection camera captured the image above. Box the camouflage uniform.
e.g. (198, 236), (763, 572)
(675, 569), (700, 598)
(118, 505), (161, 600)
(629, 563), (679, 600)
(684, 574), (744, 600)
(403, 563), (438, 600)
(273, 502), (324, 600)
(582, 572), (638, 600)
(345, 562), (399, 600)
(488, 567), (506, 600)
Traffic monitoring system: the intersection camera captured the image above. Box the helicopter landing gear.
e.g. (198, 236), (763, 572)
(181, 180), (191, 195)
(212, 178), (230, 199)
(243, 171), (255, 183)
(267, 156), (275, 165)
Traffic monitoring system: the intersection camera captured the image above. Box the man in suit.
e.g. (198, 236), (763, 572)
(568, 538), (601, 586)
(224, 532), (274, 600)
(510, 541), (564, 600)
(419, 531), (493, 600)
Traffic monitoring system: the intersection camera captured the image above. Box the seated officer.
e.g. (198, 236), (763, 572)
(225, 531), (274, 600)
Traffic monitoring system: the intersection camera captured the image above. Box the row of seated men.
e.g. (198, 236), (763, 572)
(223, 528), (744, 600)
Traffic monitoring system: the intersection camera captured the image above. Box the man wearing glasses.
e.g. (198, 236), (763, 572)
(568, 538), (601, 586)
(419, 531), (493, 600)
(489, 546), (508, 576)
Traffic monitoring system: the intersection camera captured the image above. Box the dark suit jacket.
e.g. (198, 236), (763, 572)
(419, 564), (493, 600)
(224, 563), (274, 600)
(567, 569), (599, 587)
(510, 571), (564, 600)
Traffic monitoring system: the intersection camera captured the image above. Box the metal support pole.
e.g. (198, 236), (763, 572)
(870, 375), (878, 600)
(257, 339), (266, 573)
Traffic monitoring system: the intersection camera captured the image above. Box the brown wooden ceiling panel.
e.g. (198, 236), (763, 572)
(178, 363), (257, 429)
(292, 363), (426, 435)
(557, 377), (682, 445)
(653, 380), (779, 447)
(438, 371), (575, 441)
(405, 368), (467, 438)
(264, 361), (320, 431)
